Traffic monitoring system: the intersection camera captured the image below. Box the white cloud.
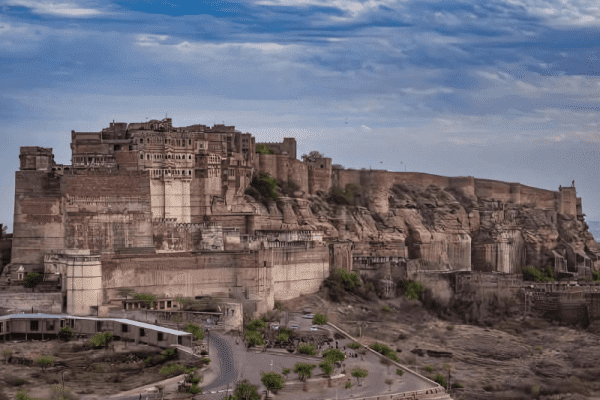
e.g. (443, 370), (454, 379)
(499, 0), (600, 26)
(6, 0), (103, 17)
(400, 87), (453, 96)
(361, 124), (372, 131)
(254, 0), (402, 17)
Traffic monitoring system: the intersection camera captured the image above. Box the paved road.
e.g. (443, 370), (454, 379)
(86, 328), (438, 400)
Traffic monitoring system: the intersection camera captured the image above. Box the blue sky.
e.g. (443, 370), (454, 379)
(2, 0), (600, 232)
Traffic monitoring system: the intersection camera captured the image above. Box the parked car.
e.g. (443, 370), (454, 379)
(302, 314), (315, 319)
(142, 387), (159, 394)
(310, 325), (318, 331)
(289, 324), (299, 330)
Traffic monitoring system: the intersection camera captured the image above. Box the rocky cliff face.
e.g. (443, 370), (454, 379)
(243, 181), (600, 274)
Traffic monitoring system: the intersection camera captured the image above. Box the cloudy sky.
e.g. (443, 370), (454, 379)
(2, 0), (600, 232)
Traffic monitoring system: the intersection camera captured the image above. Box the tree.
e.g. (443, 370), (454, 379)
(434, 373), (447, 388)
(246, 318), (266, 331)
(294, 363), (316, 382)
(319, 360), (334, 376)
(348, 342), (362, 350)
(261, 372), (285, 398)
(256, 144), (275, 155)
(132, 292), (157, 308)
(403, 281), (424, 301)
(322, 349), (345, 364)
(246, 330), (264, 347)
(282, 367), (291, 380)
(90, 332), (113, 349)
(23, 273), (43, 292)
(230, 379), (261, 400)
(351, 367), (368, 386)
(172, 313), (184, 330)
(443, 363), (452, 390)
(58, 327), (74, 342)
(385, 378), (394, 391)
(184, 323), (205, 341)
(49, 384), (78, 400)
(276, 331), (290, 342)
(298, 343), (317, 355)
(301, 151), (324, 162)
(2, 348), (12, 364)
(35, 355), (55, 372)
(312, 313), (328, 325)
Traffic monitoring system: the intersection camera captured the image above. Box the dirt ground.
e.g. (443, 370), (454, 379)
(0, 340), (199, 400)
(280, 291), (600, 400)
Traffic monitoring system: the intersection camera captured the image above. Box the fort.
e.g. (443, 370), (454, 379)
(2, 118), (599, 325)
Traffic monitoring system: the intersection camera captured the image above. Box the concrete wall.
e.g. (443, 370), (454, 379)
(101, 251), (274, 312)
(12, 171), (65, 268)
(62, 170), (154, 252)
(264, 246), (329, 301)
(0, 292), (62, 313)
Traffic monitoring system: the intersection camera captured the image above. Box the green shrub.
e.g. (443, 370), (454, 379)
(249, 173), (279, 204)
(246, 330), (264, 346)
(256, 144), (275, 155)
(246, 318), (267, 331)
(159, 363), (190, 376)
(277, 331), (290, 342)
(35, 355), (55, 372)
(261, 372), (285, 396)
(326, 268), (361, 291)
(396, 369), (404, 376)
(294, 363), (316, 381)
(348, 342), (362, 350)
(370, 343), (399, 362)
(184, 323), (205, 340)
(345, 382), (352, 389)
(187, 384), (202, 394)
(323, 349), (345, 363)
(402, 280), (425, 301)
(434, 373), (447, 388)
(58, 327), (74, 342)
(329, 184), (358, 205)
(319, 360), (334, 375)
(522, 265), (554, 282)
(131, 292), (157, 308)
(382, 305), (391, 312)
(23, 273), (44, 290)
(312, 313), (328, 325)
(424, 365), (434, 373)
(298, 343), (317, 356)
(452, 382), (464, 389)
(202, 357), (210, 365)
(90, 332), (114, 348)
(274, 301), (284, 311)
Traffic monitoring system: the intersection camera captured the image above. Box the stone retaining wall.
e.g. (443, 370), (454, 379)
(0, 292), (62, 314)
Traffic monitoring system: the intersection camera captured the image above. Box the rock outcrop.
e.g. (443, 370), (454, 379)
(246, 181), (599, 274)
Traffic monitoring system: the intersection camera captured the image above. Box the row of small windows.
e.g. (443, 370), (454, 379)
(140, 153), (193, 160)
(151, 169), (193, 176)
(148, 168), (224, 178)
(138, 137), (193, 146)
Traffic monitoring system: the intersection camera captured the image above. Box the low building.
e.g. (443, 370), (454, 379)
(0, 313), (192, 348)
